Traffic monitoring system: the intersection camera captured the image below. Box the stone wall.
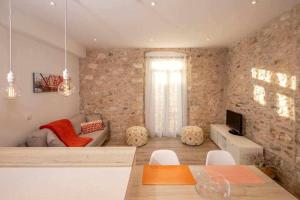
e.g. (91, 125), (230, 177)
(79, 4), (300, 197)
(225, 5), (300, 197)
(80, 48), (228, 144)
(294, 5), (300, 198)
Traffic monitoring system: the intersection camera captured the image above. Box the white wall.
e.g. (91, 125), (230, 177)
(0, 25), (80, 146)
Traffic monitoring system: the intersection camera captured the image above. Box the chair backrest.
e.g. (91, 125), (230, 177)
(149, 150), (180, 165)
(206, 150), (236, 165)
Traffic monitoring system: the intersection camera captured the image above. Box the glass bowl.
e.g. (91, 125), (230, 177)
(195, 170), (231, 200)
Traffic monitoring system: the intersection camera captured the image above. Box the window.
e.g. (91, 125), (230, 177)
(145, 52), (187, 137)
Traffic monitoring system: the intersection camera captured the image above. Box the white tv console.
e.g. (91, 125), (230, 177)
(210, 124), (263, 164)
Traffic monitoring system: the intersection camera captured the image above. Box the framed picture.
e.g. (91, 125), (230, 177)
(32, 73), (63, 93)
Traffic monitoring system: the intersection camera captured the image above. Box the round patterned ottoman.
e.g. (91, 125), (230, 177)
(181, 126), (204, 146)
(126, 126), (148, 147)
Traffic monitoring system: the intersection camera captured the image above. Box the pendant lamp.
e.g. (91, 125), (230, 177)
(58, 0), (75, 96)
(4, 0), (20, 99)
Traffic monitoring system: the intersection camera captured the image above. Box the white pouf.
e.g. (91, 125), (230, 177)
(181, 126), (204, 146)
(126, 126), (148, 147)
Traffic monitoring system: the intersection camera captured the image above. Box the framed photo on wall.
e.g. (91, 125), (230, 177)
(32, 73), (63, 93)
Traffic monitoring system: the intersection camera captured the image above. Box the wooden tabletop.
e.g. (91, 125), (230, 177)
(0, 147), (136, 167)
(125, 165), (297, 200)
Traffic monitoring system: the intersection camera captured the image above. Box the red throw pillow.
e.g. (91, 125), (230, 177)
(81, 120), (105, 134)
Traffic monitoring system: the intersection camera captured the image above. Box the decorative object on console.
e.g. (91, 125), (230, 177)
(81, 120), (105, 134)
(126, 126), (148, 147)
(57, 0), (75, 96)
(181, 126), (204, 146)
(33, 73), (63, 93)
(3, 0), (20, 100)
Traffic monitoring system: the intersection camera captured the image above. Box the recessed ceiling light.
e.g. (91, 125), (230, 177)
(206, 37), (211, 41)
(93, 38), (97, 42)
(251, 0), (257, 5)
(151, 2), (156, 7)
(50, 1), (56, 6)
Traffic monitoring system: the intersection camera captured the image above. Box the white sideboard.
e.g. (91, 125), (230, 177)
(210, 124), (263, 164)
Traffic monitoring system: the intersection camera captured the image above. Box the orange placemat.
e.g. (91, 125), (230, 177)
(204, 165), (265, 185)
(142, 165), (196, 185)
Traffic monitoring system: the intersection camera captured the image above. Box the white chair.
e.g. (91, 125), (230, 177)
(149, 150), (180, 165)
(205, 150), (236, 165)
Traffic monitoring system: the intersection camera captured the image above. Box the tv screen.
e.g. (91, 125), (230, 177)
(226, 110), (243, 135)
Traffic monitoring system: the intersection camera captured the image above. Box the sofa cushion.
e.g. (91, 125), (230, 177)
(26, 129), (48, 147)
(70, 114), (86, 135)
(80, 127), (108, 147)
(47, 131), (66, 147)
(81, 120), (104, 134)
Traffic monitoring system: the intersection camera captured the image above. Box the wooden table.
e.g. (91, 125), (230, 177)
(125, 165), (297, 200)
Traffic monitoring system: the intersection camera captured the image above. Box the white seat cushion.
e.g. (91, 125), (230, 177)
(26, 129), (49, 147)
(80, 127), (108, 147)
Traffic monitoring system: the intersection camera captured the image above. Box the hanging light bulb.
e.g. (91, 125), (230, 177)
(4, 71), (20, 99)
(58, 69), (75, 96)
(58, 0), (75, 96)
(4, 0), (20, 100)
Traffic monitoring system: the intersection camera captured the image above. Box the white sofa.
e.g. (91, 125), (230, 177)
(25, 114), (110, 147)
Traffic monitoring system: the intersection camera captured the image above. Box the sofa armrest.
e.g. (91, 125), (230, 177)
(26, 129), (48, 147)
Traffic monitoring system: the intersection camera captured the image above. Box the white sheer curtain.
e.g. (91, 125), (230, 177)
(145, 51), (187, 137)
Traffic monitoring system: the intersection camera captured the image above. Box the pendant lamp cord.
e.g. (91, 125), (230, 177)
(64, 0), (67, 71)
(9, 0), (12, 72)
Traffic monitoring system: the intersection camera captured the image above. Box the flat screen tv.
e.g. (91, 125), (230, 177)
(226, 110), (243, 136)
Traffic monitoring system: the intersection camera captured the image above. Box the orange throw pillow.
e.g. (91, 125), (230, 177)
(81, 120), (105, 134)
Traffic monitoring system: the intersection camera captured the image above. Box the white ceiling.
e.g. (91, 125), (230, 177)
(2, 0), (300, 49)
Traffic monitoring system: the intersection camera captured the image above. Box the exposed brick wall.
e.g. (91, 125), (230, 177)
(225, 5), (300, 197)
(79, 48), (228, 144)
